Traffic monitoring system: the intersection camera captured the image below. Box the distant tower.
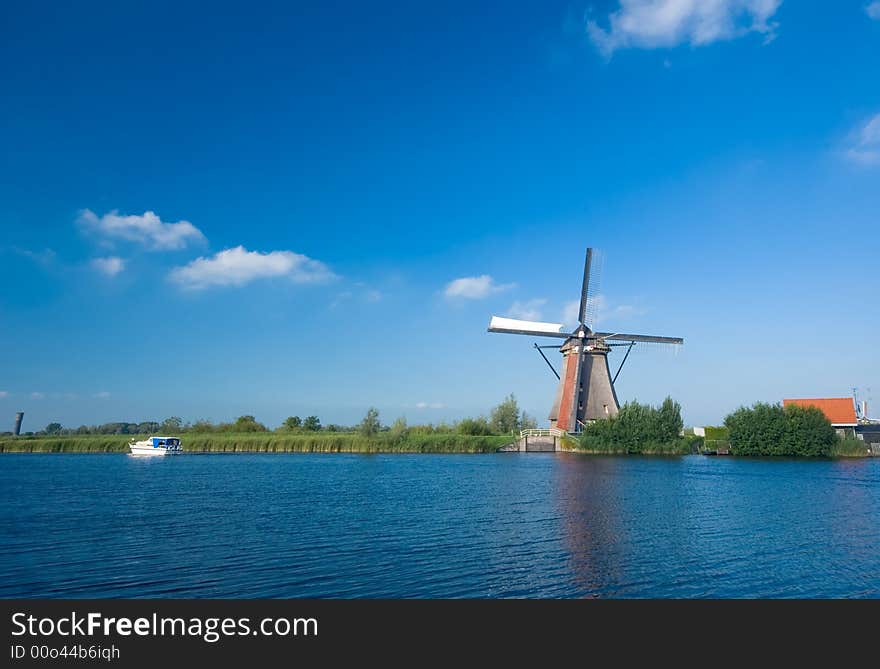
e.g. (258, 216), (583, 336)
(13, 412), (24, 436)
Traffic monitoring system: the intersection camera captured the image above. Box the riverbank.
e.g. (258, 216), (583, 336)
(2, 433), (873, 457)
(0, 433), (513, 454)
(569, 439), (695, 456)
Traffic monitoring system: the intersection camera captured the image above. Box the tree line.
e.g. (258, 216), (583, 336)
(20, 394), (538, 438)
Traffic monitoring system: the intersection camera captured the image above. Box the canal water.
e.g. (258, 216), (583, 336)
(1, 453), (878, 598)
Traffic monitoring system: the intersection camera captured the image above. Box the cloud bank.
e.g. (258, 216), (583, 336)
(587, 0), (782, 58)
(443, 275), (514, 299)
(78, 209), (206, 250)
(170, 246), (337, 290)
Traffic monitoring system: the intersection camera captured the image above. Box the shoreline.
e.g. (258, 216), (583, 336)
(2, 434), (875, 458)
(0, 434), (513, 454)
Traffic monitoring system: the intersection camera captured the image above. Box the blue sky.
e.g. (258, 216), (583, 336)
(1, 0), (879, 431)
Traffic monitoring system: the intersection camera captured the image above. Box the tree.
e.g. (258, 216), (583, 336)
(657, 397), (684, 442)
(303, 416), (321, 431)
(390, 416), (409, 438)
(490, 394), (522, 434)
(359, 408), (381, 437)
(44, 422), (62, 435)
(783, 404), (836, 457)
(137, 421), (160, 434)
(725, 402), (835, 457)
(283, 416), (302, 431)
(189, 419), (215, 433)
(232, 415), (268, 432)
(520, 412), (538, 431)
(725, 403), (786, 456)
(160, 416), (183, 433)
(457, 416), (491, 435)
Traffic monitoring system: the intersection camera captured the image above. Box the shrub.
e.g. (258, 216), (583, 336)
(724, 403), (835, 457)
(457, 417), (491, 436)
(390, 417), (409, 438)
(359, 408), (381, 437)
(578, 397), (685, 454)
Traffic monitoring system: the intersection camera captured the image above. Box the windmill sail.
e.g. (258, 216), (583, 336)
(578, 248), (592, 325)
(488, 316), (568, 338)
(592, 332), (684, 345)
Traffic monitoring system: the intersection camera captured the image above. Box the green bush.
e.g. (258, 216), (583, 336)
(724, 403), (836, 457)
(578, 397), (687, 454)
(457, 417), (492, 436)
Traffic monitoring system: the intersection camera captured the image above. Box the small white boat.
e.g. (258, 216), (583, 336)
(128, 436), (182, 456)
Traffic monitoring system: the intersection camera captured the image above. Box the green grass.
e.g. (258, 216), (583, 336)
(0, 433), (513, 454)
(831, 437), (872, 458)
(572, 437), (695, 456)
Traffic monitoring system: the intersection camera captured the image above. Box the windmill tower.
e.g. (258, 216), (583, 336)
(487, 248), (683, 432)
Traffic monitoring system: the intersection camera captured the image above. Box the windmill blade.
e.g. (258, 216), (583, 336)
(577, 248), (593, 325)
(593, 332), (684, 345)
(488, 316), (569, 338)
(583, 249), (604, 328)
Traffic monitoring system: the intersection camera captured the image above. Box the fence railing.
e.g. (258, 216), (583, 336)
(519, 428), (567, 439)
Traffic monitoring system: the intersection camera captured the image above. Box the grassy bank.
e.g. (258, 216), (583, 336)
(0, 433), (513, 454)
(571, 438), (696, 456)
(830, 437), (872, 458)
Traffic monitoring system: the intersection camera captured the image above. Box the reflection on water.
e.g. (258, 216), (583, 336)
(0, 454), (878, 598)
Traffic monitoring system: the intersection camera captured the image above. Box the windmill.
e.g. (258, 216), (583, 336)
(487, 248), (683, 432)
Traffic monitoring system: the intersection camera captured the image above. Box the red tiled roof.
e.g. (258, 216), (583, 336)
(783, 398), (857, 426)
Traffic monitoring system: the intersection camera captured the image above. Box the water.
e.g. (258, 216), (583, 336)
(1, 453), (878, 598)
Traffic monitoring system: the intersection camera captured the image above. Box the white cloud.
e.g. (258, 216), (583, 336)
(169, 245), (337, 290)
(90, 256), (125, 277)
(845, 113), (880, 166)
(30, 392), (44, 400)
(0, 391), (8, 398)
(94, 391), (111, 399)
(78, 209), (206, 250)
(507, 298), (547, 321)
(867, 2), (880, 20)
(443, 275), (514, 299)
(415, 402), (446, 409)
(587, 0), (782, 58)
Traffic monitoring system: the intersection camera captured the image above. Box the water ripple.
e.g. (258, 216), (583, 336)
(0, 453), (879, 598)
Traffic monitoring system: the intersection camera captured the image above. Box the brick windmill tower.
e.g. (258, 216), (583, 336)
(488, 248), (683, 432)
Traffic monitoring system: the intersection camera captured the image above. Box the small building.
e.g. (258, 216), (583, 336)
(856, 423), (880, 451)
(783, 398), (858, 438)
